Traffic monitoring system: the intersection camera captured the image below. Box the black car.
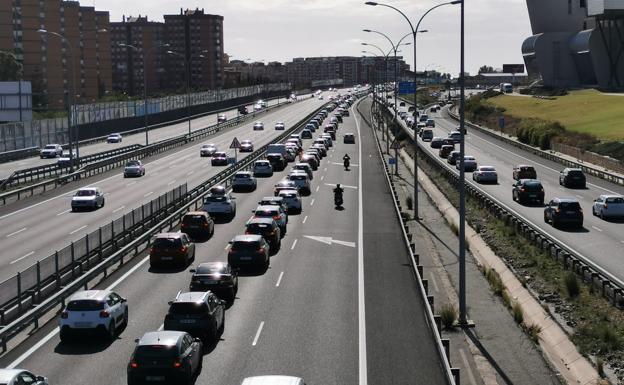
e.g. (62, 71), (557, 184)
(301, 129), (313, 139)
(228, 235), (270, 270)
(164, 291), (225, 344)
(559, 168), (586, 188)
(127, 331), (202, 385)
(181, 211), (215, 240)
(512, 179), (545, 205)
(266, 153), (287, 171)
(544, 198), (583, 228)
(245, 217), (281, 250)
(430, 137), (444, 149)
(238, 106), (248, 115)
(211, 152), (229, 166)
(189, 262), (238, 303)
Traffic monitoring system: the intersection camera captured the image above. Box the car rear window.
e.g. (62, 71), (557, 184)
(232, 241), (260, 250)
(235, 174), (250, 179)
(247, 223), (271, 232)
(67, 300), (104, 311)
(524, 182), (542, 191)
(169, 302), (207, 315)
(196, 265), (225, 274)
(205, 196), (226, 203)
(560, 202), (581, 210)
(182, 215), (206, 225)
(45, 145), (57, 149)
(280, 193), (297, 198)
(606, 197), (624, 204)
(126, 161), (140, 167)
(520, 167), (535, 172)
(255, 210), (278, 217)
(481, 167), (496, 172)
(568, 170), (584, 177)
(136, 345), (179, 358)
(153, 238), (182, 248)
(290, 175), (306, 180)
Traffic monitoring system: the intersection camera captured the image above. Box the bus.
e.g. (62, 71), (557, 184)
(499, 83), (513, 93)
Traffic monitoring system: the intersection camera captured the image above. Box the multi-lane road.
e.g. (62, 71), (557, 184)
(400, 100), (624, 283)
(0, 94), (450, 385)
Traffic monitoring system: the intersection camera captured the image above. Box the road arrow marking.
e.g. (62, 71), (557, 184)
(304, 235), (356, 248)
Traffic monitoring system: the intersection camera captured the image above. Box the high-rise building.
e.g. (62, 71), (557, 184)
(164, 8), (224, 91)
(0, 0), (112, 110)
(110, 15), (166, 95)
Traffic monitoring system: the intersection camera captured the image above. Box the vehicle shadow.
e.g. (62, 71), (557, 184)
(53, 330), (124, 355)
(213, 216), (235, 224)
(556, 226), (590, 233)
(148, 264), (191, 274)
(237, 267), (268, 277)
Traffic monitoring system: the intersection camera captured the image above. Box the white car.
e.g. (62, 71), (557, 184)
(253, 121), (264, 130)
(107, 133), (122, 143)
(456, 156), (478, 172)
(203, 190), (237, 219)
(232, 171), (257, 192)
(200, 143), (218, 157)
(71, 187), (105, 211)
(275, 122), (285, 130)
(57, 150), (77, 167)
(0, 369), (48, 385)
(292, 162), (313, 179)
(472, 166), (498, 184)
(254, 103), (263, 111)
(278, 189), (302, 214)
(253, 160), (274, 177)
(59, 290), (128, 341)
(593, 194), (624, 219)
(288, 171), (311, 195)
(40, 143), (63, 158)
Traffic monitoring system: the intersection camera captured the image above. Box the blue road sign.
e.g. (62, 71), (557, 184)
(389, 158), (396, 165)
(398, 82), (415, 95)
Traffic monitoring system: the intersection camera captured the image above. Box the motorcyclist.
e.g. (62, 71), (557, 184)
(343, 154), (351, 170)
(333, 184), (344, 205)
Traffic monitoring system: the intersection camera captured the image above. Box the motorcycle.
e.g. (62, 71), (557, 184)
(343, 158), (350, 171)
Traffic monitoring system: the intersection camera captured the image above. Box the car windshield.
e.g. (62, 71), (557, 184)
(45, 145), (57, 149)
(75, 190), (96, 196)
(481, 167), (496, 172)
(214, 153), (226, 157)
(153, 238), (182, 248)
(136, 345), (178, 358)
(126, 161), (140, 167)
(67, 300), (104, 311)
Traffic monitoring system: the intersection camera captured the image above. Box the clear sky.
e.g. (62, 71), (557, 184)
(96, 0), (532, 75)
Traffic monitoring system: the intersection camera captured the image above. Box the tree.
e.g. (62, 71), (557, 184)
(0, 53), (23, 81)
(478, 65), (495, 74)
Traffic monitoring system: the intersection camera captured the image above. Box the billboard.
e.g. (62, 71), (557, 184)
(398, 82), (415, 95)
(503, 64), (525, 74)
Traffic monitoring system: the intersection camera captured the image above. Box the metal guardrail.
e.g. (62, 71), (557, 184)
(359, 96), (458, 385)
(0, 184), (188, 326)
(0, 147), (40, 163)
(0, 98), (336, 353)
(0, 99), (291, 206)
(444, 108), (624, 186)
(378, 96), (624, 311)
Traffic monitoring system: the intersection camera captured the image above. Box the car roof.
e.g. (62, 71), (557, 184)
(214, 151), (227, 156)
(0, 369), (27, 382)
(195, 261), (228, 273)
(519, 179), (541, 183)
(185, 211), (208, 217)
(278, 189), (299, 196)
(235, 171), (253, 175)
(261, 196), (283, 201)
(68, 289), (110, 302)
(173, 291), (207, 303)
(241, 376), (304, 385)
(78, 187), (98, 191)
(247, 217), (275, 225)
(553, 197), (579, 203)
(564, 168), (583, 172)
(256, 205), (280, 211)
(232, 234), (263, 242)
(137, 331), (185, 347)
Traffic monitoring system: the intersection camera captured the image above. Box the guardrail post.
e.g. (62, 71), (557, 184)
(433, 315), (442, 337)
(603, 280), (611, 298)
(70, 242), (75, 279)
(441, 338), (450, 362)
(613, 288), (622, 307)
(98, 227), (103, 262)
(17, 272), (22, 314)
(427, 295), (435, 313)
(451, 368), (460, 385)
(85, 233), (90, 262)
(36, 260), (41, 298)
(122, 214), (126, 233)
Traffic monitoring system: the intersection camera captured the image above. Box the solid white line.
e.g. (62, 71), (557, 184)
(354, 102), (367, 385)
(276, 271), (284, 287)
(144, 191), (154, 197)
(69, 225), (87, 235)
(167, 180), (176, 186)
(310, 198), (315, 206)
(592, 226), (603, 232)
(302, 215), (308, 224)
(10, 251), (34, 265)
(320, 175), (325, 181)
(6, 227), (27, 237)
(291, 239), (298, 250)
(56, 209), (71, 216)
(316, 185), (320, 192)
(187, 171), (194, 176)
(112, 205), (126, 213)
(126, 181), (137, 187)
(459, 348), (479, 385)
(252, 321), (265, 346)
(224, 244), (231, 250)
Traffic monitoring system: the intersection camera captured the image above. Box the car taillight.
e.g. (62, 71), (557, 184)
(173, 359), (183, 368)
(604, 204), (608, 209)
(520, 188), (525, 192)
(130, 361), (138, 369)
(61, 311), (69, 319)
(272, 215), (280, 220)
(99, 310), (110, 318)
(180, 246), (188, 253)
(257, 248), (265, 254)
(181, 223), (187, 228)
(555, 208), (561, 213)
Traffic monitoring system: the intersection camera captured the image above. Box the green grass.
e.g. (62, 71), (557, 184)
(486, 89), (624, 141)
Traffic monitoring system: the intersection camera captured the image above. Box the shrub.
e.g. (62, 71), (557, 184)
(524, 323), (542, 343)
(440, 303), (458, 330)
(564, 272), (580, 299)
(502, 289), (512, 309)
(486, 268), (504, 296)
(512, 302), (524, 324)
(406, 195), (414, 211)
(596, 356), (605, 378)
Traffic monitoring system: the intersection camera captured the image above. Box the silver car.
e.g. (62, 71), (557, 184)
(593, 195), (624, 219)
(288, 171), (311, 195)
(40, 143), (63, 158)
(0, 369), (48, 385)
(253, 121), (264, 130)
(123, 160), (145, 177)
(292, 162), (313, 179)
(253, 160), (273, 177)
(232, 171), (257, 192)
(71, 187), (105, 211)
(278, 189), (302, 214)
(200, 143), (218, 157)
(472, 166), (498, 184)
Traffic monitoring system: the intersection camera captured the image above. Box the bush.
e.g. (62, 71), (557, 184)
(440, 303), (458, 330)
(564, 272), (581, 299)
(512, 302), (524, 324)
(524, 323), (542, 343)
(486, 268), (504, 296)
(502, 289), (512, 309)
(516, 119), (565, 150)
(406, 196), (414, 211)
(597, 356), (605, 378)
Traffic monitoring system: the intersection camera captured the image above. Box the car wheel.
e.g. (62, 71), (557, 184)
(60, 328), (71, 343)
(107, 321), (116, 340)
(101, 199), (105, 208)
(123, 308), (129, 326)
(544, 213), (549, 223)
(600, 210), (605, 220)
(551, 219), (558, 228)
(218, 312), (225, 336)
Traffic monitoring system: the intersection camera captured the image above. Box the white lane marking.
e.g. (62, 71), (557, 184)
(276, 271), (284, 287)
(69, 225), (87, 235)
(157, 324), (164, 331)
(167, 180), (176, 186)
(316, 186), (320, 192)
(430, 274), (440, 293)
(144, 191), (154, 197)
(592, 226), (603, 232)
(126, 181), (137, 187)
(576, 195), (583, 199)
(323, 167), (328, 172)
(320, 175), (325, 181)
(224, 244), (231, 250)
(252, 321), (265, 346)
(56, 209), (71, 216)
(6, 227), (27, 237)
(354, 102), (367, 385)
(459, 348), (479, 385)
(187, 171), (194, 176)
(310, 198), (315, 206)
(112, 205), (126, 213)
(302, 215), (308, 224)
(10, 251), (35, 265)
(291, 239), (298, 250)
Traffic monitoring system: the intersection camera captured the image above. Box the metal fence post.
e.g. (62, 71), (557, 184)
(36, 261), (41, 297)
(55, 251), (60, 286)
(70, 242), (75, 279)
(16, 272), (22, 314)
(99, 227), (103, 261)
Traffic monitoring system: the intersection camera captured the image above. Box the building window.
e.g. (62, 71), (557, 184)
(568, 0), (572, 14)
(580, 0), (586, 7)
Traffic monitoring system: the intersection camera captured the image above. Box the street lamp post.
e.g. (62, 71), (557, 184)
(37, 29), (77, 170)
(167, 50), (191, 137)
(361, 42), (392, 143)
(119, 43), (169, 146)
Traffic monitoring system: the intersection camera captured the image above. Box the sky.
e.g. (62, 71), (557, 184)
(94, 0), (533, 76)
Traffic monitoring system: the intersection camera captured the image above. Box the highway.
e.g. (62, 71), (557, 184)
(0, 94), (326, 283)
(403, 102), (624, 283)
(0, 96), (449, 385)
(0, 98), (284, 180)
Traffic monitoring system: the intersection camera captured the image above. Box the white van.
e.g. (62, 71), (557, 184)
(241, 376), (305, 385)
